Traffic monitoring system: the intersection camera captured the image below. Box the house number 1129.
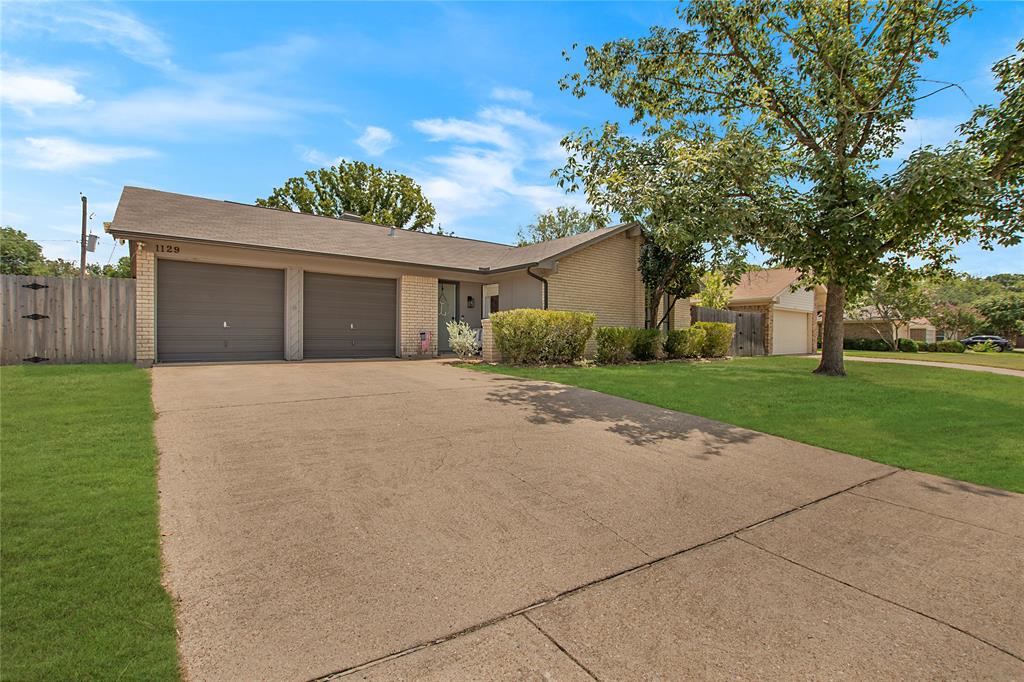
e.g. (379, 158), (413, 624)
(155, 244), (180, 253)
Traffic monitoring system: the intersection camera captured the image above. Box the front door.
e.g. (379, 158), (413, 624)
(437, 281), (458, 352)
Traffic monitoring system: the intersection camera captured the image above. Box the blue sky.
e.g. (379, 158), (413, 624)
(2, 1), (1022, 275)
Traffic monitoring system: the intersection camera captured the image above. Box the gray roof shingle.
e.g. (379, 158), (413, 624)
(108, 186), (631, 273)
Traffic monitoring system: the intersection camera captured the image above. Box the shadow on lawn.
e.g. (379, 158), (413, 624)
(484, 376), (758, 457)
(917, 477), (1016, 498)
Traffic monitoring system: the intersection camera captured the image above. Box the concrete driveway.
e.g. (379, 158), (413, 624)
(152, 361), (1024, 681)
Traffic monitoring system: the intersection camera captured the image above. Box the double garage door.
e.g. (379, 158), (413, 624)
(157, 261), (395, 362)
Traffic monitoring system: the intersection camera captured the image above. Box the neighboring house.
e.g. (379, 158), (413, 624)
(843, 313), (937, 346)
(106, 187), (687, 364)
(724, 268), (825, 355)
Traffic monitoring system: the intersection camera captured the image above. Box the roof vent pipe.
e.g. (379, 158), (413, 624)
(388, 227), (396, 237)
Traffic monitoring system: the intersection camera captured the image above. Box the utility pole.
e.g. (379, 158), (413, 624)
(80, 194), (88, 278)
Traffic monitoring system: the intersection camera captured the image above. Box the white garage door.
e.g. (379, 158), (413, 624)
(772, 309), (810, 355)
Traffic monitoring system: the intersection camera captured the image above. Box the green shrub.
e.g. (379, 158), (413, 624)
(693, 321), (734, 358)
(869, 338), (892, 351)
(924, 342), (938, 352)
(632, 328), (662, 361)
(936, 340), (966, 353)
(596, 327), (636, 364)
(664, 327), (707, 358)
(490, 309), (596, 364)
(971, 340), (998, 353)
(898, 338), (918, 353)
(843, 337), (861, 350)
(445, 320), (480, 360)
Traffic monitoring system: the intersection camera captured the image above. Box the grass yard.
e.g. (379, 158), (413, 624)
(844, 348), (1024, 370)
(0, 365), (179, 681)
(467, 356), (1024, 493)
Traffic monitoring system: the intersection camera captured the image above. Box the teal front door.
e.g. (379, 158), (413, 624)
(437, 281), (458, 352)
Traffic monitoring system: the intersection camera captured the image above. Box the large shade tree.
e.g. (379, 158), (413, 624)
(560, 0), (1019, 375)
(258, 160), (438, 231)
(515, 206), (598, 246)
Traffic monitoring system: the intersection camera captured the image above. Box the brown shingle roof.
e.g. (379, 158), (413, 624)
(107, 187), (631, 273)
(730, 268), (804, 302)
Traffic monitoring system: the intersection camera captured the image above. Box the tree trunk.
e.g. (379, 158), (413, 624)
(815, 280), (846, 376)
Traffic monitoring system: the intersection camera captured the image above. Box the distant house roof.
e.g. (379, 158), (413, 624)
(844, 309), (935, 328)
(729, 268), (808, 303)
(106, 186), (635, 274)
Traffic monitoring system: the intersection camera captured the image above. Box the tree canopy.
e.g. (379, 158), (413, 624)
(559, 0), (1019, 375)
(1, 227), (46, 275)
(515, 206), (597, 246)
(257, 160), (438, 232)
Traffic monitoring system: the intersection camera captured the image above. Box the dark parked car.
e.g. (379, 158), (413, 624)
(961, 335), (1013, 351)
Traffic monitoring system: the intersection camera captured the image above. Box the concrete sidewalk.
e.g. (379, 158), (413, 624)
(805, 353), (1024, 378)
(152, 361), (1024, 681)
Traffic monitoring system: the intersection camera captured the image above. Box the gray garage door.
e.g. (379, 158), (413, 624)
(157, 260), (284, 362)
(303, 272), (396, 358)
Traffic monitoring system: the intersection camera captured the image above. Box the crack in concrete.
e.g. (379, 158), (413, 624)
(847, 489), (1023, 539)
(155, 384), (492, 415)
(309, 469), (899, 681)
(734, 535), (1024, 664)
(522, 613), (602, 682)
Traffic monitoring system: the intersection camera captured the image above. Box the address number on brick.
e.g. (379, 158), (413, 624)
(155, 244), (180, 253)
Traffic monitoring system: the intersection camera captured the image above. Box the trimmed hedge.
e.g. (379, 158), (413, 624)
(936, 340), (965, 353)
(490, 309), (596, 364)
(596, 327), (637, 364)
(898, 338), (919, 353)
(843, 337), (892, 352)
(693, 321), (735, 358)
(664, 327), (706, 359)
(632, 328), (662, 361)
(924, 342), (938, 352)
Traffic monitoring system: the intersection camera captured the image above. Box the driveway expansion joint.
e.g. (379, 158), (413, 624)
(308, 469), (899, 681)
(522, 613), (602, 681)
(847, 489), (1023, 539)
(734, 535), (1024, 663)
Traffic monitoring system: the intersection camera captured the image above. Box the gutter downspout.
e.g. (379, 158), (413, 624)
(526, 265), (548, 310)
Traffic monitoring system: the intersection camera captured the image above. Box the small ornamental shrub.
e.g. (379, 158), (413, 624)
(898, 338), (918, 353)
(924, 342), (938, 352)
(490, 309), (596, 364)
(446, 320), (480, 360)
(664, 327), (706, 358)
(693, 321), (735, 358)
(632, 328), (662, 361)
(843, 337), (863, 350)
(869, 338), (892, 351)
(936, 339), (966, 353)
(970, 340), (998, 353)
(596, 327), (636, 364)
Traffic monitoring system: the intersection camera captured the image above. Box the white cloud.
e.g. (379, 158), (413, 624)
(12, 137), (156, 171)
(896, 117), (960, 158)
(413, 105), (582, 229)
(490, 86), (533, 105)
(0, 70), (85, 111)
(355, 126), (395, 155)
(5, 4), (173, 71)
(413, 117), (513, 148)
(299, 147), (344, 167)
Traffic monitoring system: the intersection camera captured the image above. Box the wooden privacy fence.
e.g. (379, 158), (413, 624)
(691, 305), (765, 357)
(1, 275), (135, 365)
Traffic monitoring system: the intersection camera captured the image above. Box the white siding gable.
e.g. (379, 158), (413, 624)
(775, 286), (816, 312)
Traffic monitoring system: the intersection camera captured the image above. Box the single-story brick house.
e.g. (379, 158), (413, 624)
(724, 268), (825, 355)
(844, 313), (937, 345)
(106, 186), (689, 365)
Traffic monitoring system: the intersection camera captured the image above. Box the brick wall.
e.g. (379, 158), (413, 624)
(480, 318), (501, 362)
(134, 243), (155, 366)
(399, 274), (438, 357)
(547, 232), (645, 328)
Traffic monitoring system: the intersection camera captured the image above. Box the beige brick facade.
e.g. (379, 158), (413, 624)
(284, 267), (303, 361)
(398, 274), (438, 357)
(134, 243), (155, 366)
(480, 318), (501, 363)
(547, 232), (646, 328)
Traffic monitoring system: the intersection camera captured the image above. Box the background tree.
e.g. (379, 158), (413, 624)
(697, 271), (733, 310)
(86, 257), (133, 278)
(258, 160), (438, 231)
(846, 275), (931, 350)
(1, 227), (47, 275)
(515, 206), (597, 246)
(975, 292), (1024, 340)
(561, 0), (1018, 376)
(928, 304), (981, 341)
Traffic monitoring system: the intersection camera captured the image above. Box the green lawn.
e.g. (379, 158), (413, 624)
(844, 348), (1024, 370)
(467, 356), (1023, 493)
(1, 365), (179, 681)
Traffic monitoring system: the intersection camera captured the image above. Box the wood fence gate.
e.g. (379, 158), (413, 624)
(691, 305), (765, 357)
(1, 275), (136, 365)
